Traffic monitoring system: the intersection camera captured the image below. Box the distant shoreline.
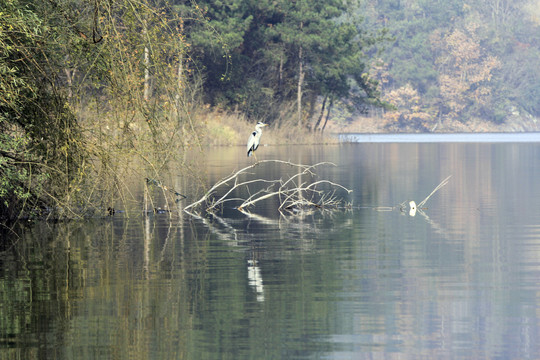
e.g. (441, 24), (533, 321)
(337, 132), (540, 143)
(201, 110), (540, 147)
(325, 115), (540, 134)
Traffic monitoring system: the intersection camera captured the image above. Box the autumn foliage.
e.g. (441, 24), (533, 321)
(433, 22), (501, 121)
(363, 0), (539, 131)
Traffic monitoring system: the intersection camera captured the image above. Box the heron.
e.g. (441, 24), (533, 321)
(247, 121), (268, 160)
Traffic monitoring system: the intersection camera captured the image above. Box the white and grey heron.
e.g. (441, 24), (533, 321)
(247, 121), (268, 160)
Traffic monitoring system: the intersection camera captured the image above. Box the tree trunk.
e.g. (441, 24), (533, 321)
(143, 21), (151, 102)
(175, 17), (185, 119)
(321, 98), (334, 133)
(297, 20), (304, 128)
(144, 45), (150, 101)
(313, 95), (327, 131)
(175, 48), (184, 114)
(64, 67), (75, 99)
(297, 44), (304, 128)
(63, 55), (75, 100)
(279, 53), (283, 91)
(307, 91), (317, 131)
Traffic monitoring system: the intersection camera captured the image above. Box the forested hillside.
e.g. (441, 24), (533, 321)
(1, 0), (538, 220)
(172, 0), (540, 131)
(361, 0), (540, 131)
(176, 0), (383, 128)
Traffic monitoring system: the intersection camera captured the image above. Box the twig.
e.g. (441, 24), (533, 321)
(215, 178), (279, 208)
(305, 180), (353, 194)
(418, 175), (452, 208)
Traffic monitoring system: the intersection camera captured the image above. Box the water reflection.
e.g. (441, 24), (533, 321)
(1, 140), (540, 359)
(247, 259), (264, 302)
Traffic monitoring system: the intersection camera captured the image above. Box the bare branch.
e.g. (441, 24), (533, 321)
(215, 178), (280, 208)
(183, 160), (352, 217)
(305, 180), (354, 194)
(418, 175), (452, 208)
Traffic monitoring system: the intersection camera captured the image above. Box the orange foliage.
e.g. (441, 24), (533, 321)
(383, 84), (434, 131)
(432, 22), (501, 119)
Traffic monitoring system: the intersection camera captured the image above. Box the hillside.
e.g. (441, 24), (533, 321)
(354, 0), (540, 132)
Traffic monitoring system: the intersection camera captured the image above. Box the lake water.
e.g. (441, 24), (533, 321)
(1, 135), (540, 359)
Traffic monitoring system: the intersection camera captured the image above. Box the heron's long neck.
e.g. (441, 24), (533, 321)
(255, 125), (263, 133)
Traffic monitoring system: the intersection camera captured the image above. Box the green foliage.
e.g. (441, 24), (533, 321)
(499, 46), (540, 116)
(0, 0), (87, 220)
(0, 0), (212, 221)
(0, 0), (39, 118)
(181, 0), (383, 123)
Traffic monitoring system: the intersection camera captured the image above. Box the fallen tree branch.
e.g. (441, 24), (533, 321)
(183, 160), (352, 217)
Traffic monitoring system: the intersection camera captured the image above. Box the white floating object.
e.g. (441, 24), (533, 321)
(409, 200), (417, 217)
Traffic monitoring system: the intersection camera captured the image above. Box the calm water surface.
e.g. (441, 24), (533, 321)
(1, 135), (540, 359)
